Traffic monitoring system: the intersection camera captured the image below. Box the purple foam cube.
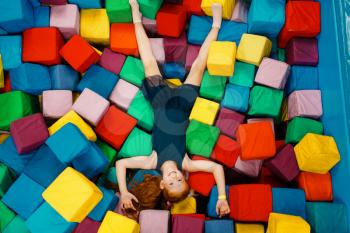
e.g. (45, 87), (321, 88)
(185, 45), (200, 71)
(288, 90), (323, 120)
(73, 218), (101, 233)
(150, 38), (165, 64)
(109, 79), (139, 111)
(50, 4), (80, 39)
(172, 215), (204, 233)
(42, 90), (73, 119)
(142, 17), (157, 35)
(72, 88), (110, 126)
(265, 144), (300, 182)
(139, 210), (170, 233)
(215, 108), (245, 138)
(99, 48), (126, 75)
(233, 157), (263, 178)
(10, 113), (49, 154)
(164, 33), (188, 63)
(231, 0), (248, 23)
(255, 58), (290, 89)
(286, 38), (319, 66)
(40, 0), (67, 4)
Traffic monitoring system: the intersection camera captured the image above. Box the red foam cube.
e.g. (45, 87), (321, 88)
(156, 4), (187, 37)
(183, 0), (204, 16)
(110, 23), (139, 57)
(22, 27), (64, 66)
(188, 156), (216, 196)
(210, 135), (240, 168)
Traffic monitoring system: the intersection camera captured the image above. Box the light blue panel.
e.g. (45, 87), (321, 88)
(0, 27), (8, 35)
(88, 186), (119, 221)
(207, 185), (229, 218)
(0, 0), (34, 33)
(0, 36), (23, 70)
(221, 83), (250, 113)
(162, 63), (186, 80)
(50, 65), (80, 91)
(68, 0), (102, 8)
(34, 6), (50, 28)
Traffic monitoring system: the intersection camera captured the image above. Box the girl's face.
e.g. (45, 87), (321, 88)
(160, 169), (186, 193)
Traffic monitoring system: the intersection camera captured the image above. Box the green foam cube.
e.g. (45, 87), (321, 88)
(0, 163), (14, 198)
(120, 56), (145, 87)
(248, 85), (284, 119)
(96, 139), (118, 169)
(0, 91), (39, 130)
(285, 117), (323, 144)
(0, 201), (15, 232)
(106, 0), (132, 23)
(119, 128), (152, 158)
(186, 120), (220, 158)
(3, 216), (30, 233)
(139, 0), (163, 19)
(229, 62), (255, 87)
(277, 48), (285, 62)
(127, 91), (154, 131)
(199, 70), (227, 102)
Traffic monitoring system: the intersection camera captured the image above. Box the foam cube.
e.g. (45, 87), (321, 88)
(167, 79), (182, 87)
(0, 55), (3, 88)
(41, 0), (67, 4)
(0, 201), (15, 232)
(96, 139), (118, 169)
(231, 0), (248, 23)
(50, 4), (79, 40)
(207, 185), (229, 218)
(248, 85), (283, 118)
(272, 188), (306, 219)
(172, 215), (204, 233)
(110, 23), (138, 56)
(164, 34), (188, 63)
(2, 174), (44, 219)
(201, 0), (234, 19)
(247, 118), (275, 135)
(77, 65), (118, 99)
(295, 133), (340, 174)
(288, 90), (323, 120)
(42, 90), (73, 119)
(236, 33), (272, 66)
(10, 63), (51, 95)
(99, 211), (140, 233)
(142, 17), (157, 35)
(0, 36), (22, 70)
(139, 210), (170, 233)
(229, 184), (272, 222)
(128, 170), (160, 190)
(106, 0), (132, 23)
(10, 113), (48, 154)
(109, 79), (139, 111)
(138, 0), (163, 19)
(233, 156), (262, 178)
(286, 38), (318, 66)
(236, 122), (276, 160)
(68, 0), (102, 9)
(163, 63), (186, 80)
(0, 0), (34, 33)
(297, 172), (333, 201)
(0, 91), (38, 131)
(215, 108), (245, 138)
(235, 223), (264, 233)
(96, 106), (137, 150)
(88, 187), (118, 221)
(219, 21), (246, 44)
(99, 48), (126, 75)
(278, 1), (321, 48)
(22, 28), (64, 66)
(199, 71), (226, 101)
(50, 65), (79, 90)
(188, 156), (216, 196)
(306, 202), (348, 233)
(211, 135), (240, 168)
(286, 66), (319, 94)
(156, 4), (187, 37)
(25, 202), (77, 233)
(189, 97), (220, 125)
(34, 6), (50, 28)
(127, 91), (154, 131)
(3, 215), (29, 233)
(229, 62), (255, 87)
(267, 213), (310, 233)
(286, 117), (323, 144)
(59, 35), (100, 73)
(185, 45), (200, 71)
(171, 197), (197, 214)
(265, 144), (299, 182)
(0, 163), (14, 197)
(80, 9), (110, 45)
(205, 220), (234, 233)
(221, 83), (250, 113)
(73, 218), (101, 233)
(255, 58), (290, 89)
(119, 128), (152, 158)
(183, 0), (204, 16)
(207, 41), (236, 76)
(150, 38), (165, 64)
(119, 56), (145, 87)
(186, 120), (220, 158)
(187, 15), (212, 45)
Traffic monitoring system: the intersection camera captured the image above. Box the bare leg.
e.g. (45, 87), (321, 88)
(130, 0), (161, 77)
(185, 3), (223, 86)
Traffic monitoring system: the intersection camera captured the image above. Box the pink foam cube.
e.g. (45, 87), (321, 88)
(234, 157), (263, 178)
(99, 48), (126, 75)
(247, 118), (275, 135)
(142, 17), (157, 35)
(255, 58), (290, 89)
(72, 88), (110, 126)
(231, 0), (248, 23)
(50, 4), (80, 39)
(42, 90), (73, 119)
(109, 79), (139, 111)
(215, 108), (245, 138)
(139, 210), (170, 233)
(185, 45), (200, 71)
(288, 90), (323, 120)
(150, 38), (165, 64)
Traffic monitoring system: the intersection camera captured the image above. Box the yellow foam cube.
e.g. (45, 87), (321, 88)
(49, 110), (97, 141)
(171, 196), (196, 214)
(207, 41), (236, 76)
(267, 213), (310, 233)
(189, 97), (220, 125)
(236, 33), (272, 66)
(236, 223), (265, 233)
(42, 167), (103, 223)
(0, 134), (9, 144)
(98, 211), (140, 233)
(166, 79), (182, 87)
(294, 133), (341, 174)
(0, 54), (4, 88)
(81, 9), (110, 45)
(201, 0), (235, 19)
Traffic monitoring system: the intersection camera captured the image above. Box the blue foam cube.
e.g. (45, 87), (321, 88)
(306, 202), (348, 233)
(128, 169), (160, 190)
(205, 220), (234, 233)
(0, 36), (22, 70)
(88, 186), (119, 221)
(248, 0), (286, 38)
(68, 0), (102, 8)
(286, 66), (319, 94)
(0, 0), (34, 33)
(272, 188), (306, 219)
(207, 185), (230, 218)
(0, 137), (36, 175)
(162, 63), (186, 80)
(10, 63), (51, 95)
(2, 174), (44, 219)
(46, 123), (90, 164)
(50, 65), (79, 91)
(77, 65), (118, 99)
(218, 21), (247, 45)
(3, 215), (30, 233)
(25, 202), (77, 233)
(0, 27), (8, 35)
(28, 0), (40, 7)
(72, 143), (109, 179)
(221, 83), (250, 113)
(23, 145), (66, 188)
(34, 6), (49, 28)
(187, 15), (212, 45)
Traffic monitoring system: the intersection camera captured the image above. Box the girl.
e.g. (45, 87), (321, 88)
(116, 0), (230, 218)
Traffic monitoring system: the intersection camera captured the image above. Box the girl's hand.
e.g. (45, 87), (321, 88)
(216, 199), (230, 217)
(121, 191), (139, 211)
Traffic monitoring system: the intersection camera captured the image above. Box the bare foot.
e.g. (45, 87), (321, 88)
(212, 3), (222, 29)
(129, 0), (142, 23)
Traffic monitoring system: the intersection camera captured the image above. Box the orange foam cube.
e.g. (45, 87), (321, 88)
(110, 23), (139, 57)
